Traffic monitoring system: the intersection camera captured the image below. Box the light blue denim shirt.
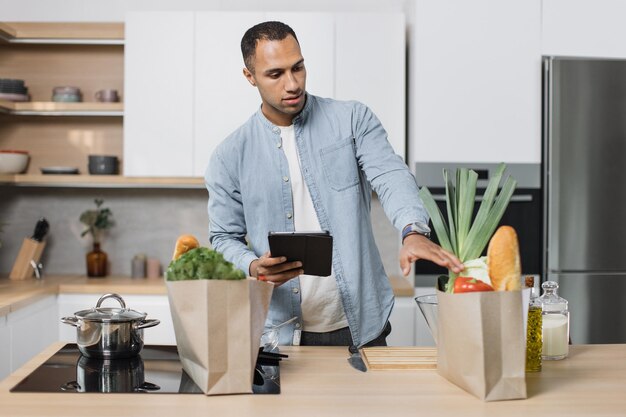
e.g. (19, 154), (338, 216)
(206, 94), (428, 347)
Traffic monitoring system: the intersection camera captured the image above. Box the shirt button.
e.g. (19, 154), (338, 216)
(283, 176), (289, 182)
(287, 212), (293, 219)
(292, 287), (299, 294)
(295, 323), (301, 329)
(277, 142), (282, 148)
(273, 127), (280, 134)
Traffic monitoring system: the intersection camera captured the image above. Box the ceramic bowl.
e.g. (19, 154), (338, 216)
(52, 86), (81, 95)
(52, 93), (82, 102)
(0, 150), (30, 174)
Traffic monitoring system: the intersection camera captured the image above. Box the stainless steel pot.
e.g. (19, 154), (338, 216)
(61, 293), (160, 359)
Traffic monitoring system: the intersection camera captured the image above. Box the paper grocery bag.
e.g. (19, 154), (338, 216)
(436, 289), (527, 401)
(166, 278), (273, 395)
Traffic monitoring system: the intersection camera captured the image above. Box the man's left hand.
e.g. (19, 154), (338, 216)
(399, 234), (464, 276)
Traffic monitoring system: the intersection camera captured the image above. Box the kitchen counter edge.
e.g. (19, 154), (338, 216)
(0, 274), (415, 317)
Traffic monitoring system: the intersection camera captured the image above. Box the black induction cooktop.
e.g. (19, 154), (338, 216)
(10, 344), (281, 395)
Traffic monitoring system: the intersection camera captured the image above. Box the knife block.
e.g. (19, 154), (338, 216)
(9, 238), (46, 280)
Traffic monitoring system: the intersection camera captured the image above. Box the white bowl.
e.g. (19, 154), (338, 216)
(0, 151), (30, 173)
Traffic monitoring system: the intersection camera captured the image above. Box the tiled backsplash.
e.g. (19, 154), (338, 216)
(0, 188), (400, 278)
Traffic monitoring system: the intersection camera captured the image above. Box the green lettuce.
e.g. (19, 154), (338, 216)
(165, 247), (245, 281)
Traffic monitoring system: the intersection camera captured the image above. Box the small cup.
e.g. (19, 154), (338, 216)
(146, 258), (161, 279)
(95, 89), (120, 103)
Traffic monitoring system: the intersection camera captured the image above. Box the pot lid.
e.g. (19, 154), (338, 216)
(73, 293), (147, 322)
(74, 307), (147, 322)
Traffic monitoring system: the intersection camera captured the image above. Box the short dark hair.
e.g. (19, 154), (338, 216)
(241, 21), (298, 73)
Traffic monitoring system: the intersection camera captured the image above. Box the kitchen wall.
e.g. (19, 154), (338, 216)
(0, 0), (409, 278)
(0, 188), (208, 276)
(0, 189), (399, 277)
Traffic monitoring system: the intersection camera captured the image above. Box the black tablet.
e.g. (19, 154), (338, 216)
(268, 231), (333, 277)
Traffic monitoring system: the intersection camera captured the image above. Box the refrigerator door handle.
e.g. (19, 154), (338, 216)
(431, 194), (533, 203)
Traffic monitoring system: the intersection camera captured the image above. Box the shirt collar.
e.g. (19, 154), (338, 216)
(255, 93), (313, 133)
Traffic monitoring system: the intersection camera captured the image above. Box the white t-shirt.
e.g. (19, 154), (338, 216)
(280, 125), (348, 333)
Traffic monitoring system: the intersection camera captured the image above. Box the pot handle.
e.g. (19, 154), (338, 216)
(61, 316), (79, 327)
(135, 319), (160, 330)
(134, 381), (161, 392)
(61, 381), (81, 392)
(96, 293), (126, 309)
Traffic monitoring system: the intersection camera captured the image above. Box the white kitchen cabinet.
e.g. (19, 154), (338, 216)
(264, 12), (336, 99)
(0, 316), (10, 381)
(193, 12), (336, 177)
(8, 295), (58, 373)
(58, 294), (176, 345)
(410, 0), (542, 166)
(336, 12), (406, 160)
(542, 0), (626, 59)
(387, 296), (417, 346)
(124, 12), (195, 177)
(193, 12), (264, 178)
(125, 12), (407, 177)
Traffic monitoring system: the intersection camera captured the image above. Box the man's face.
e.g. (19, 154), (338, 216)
(243, 35), (307, 126)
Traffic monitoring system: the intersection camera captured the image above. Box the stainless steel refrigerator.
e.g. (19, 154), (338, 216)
(544, 57), (626, 344)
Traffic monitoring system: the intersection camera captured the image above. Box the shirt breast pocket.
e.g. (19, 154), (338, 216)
(320, 136), (360, 192)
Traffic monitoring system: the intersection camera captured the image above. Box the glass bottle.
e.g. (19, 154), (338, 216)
(525, 276), (542, 372)
(86, 242), (107, 277)
(539, 281), (570, 360)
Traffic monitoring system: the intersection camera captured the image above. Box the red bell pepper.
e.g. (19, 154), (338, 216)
(453, 276), (495, 293)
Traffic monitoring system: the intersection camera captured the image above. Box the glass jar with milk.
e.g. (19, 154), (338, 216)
(539, 281), (570, 360)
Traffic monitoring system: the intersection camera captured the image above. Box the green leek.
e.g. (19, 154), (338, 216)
(418, 163), (517, 292)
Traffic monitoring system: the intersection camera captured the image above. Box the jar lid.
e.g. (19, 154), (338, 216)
(539, 280), (568, 311)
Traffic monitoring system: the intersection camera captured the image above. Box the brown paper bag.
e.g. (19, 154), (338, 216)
(166, 278), (273, 395)
(436, 289), (527, 401)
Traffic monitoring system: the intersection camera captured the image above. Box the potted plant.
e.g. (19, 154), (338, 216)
(80, 198), (115, 277)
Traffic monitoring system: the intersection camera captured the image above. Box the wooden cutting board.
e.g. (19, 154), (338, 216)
(361, 347), (437, 371)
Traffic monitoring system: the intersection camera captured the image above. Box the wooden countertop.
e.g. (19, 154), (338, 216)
(0, 343), (625, 417)
(0, 276), (166, 317)
(0, 274), (415, 317)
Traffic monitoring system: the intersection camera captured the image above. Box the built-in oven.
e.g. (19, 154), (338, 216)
(413, 163), (542, 286)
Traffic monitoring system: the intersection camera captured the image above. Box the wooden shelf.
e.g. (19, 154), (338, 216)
(0, 22), (124, 45)
(0, 100), (123, 116)
(0, 174), (205, 189)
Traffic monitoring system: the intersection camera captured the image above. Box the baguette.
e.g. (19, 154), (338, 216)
(172, 234), (200, 261)
(487, 225), (521, 291)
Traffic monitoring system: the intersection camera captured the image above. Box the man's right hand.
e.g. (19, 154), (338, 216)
(249, 251), (303, 287)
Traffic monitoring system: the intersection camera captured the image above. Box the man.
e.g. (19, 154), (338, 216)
(206, 21), (463, 347)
